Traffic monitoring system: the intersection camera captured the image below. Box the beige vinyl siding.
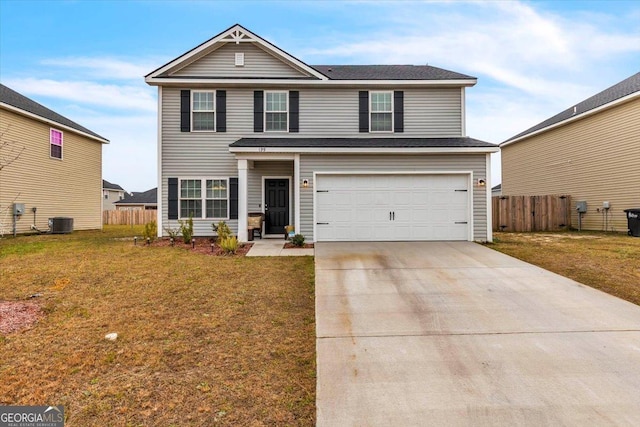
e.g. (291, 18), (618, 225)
(170, 42), (309, 78)
(0, 108), (102, 234)
(501, 98), (640, 232)
(103, 189), (124, 211)
(299, 154), (487, 241)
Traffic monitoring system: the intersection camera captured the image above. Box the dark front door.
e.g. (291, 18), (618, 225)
(265, 179), (289, 235)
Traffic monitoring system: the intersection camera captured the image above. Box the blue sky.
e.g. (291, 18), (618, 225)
(1, 0), (639, 192)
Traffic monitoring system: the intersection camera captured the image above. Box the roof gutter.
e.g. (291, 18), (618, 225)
(229, 146), (499, 154)
(1, 102), (110, 144)
(145, 77), (477, 87)
(501, 90), (640, 148)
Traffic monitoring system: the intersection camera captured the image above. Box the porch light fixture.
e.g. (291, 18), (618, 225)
(477, 179), (486, 187)
(302, 179), (309, 188)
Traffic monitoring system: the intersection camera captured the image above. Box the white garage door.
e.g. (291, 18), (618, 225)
(315, 174), (470, 241)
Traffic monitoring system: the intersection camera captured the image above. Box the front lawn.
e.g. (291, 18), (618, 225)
(488, 231), (640, 305)
(0, 226), (316, 426)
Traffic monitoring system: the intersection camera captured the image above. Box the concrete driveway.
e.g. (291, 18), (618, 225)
(315, 241), (640, 426)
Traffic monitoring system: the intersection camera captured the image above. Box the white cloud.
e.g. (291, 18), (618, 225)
(3, 78), (156, 112)
(40, 57), (156, 80)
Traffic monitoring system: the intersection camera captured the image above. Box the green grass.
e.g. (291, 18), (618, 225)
(488, 231), (640, 305)
(0, 226), (316, 426)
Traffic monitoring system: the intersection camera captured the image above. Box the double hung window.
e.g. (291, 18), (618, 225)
(265, 91), (288, 131)
(179, 178), (229, 219)
(370, 91), (393, 132)
(192, 91), (215, 131)
(50, 129), (63, 159)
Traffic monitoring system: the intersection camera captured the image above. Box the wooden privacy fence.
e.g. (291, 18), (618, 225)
(492, 195), (571, 232)
(103, 210), (157, 225)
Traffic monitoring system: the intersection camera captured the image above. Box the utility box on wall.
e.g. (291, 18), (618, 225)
(13, 203), (25, 215)
(576, 201), (587, 213)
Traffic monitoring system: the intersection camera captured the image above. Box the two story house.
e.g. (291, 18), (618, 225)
(0, 84), (108, 234)
(102, 179), (126, 211)
(145, 24), (497, 242)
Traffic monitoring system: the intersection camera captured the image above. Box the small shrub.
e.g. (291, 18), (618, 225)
(219, 236), (238, 254)
(178, 215), (194, 244)
(290, 234), (305, 247)
(143, 220), (157, 243)
(212, 221), (232, 244)
(163, 226), (180, 240)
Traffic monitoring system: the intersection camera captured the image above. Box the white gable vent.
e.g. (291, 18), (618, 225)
(235, 52), (245, 67)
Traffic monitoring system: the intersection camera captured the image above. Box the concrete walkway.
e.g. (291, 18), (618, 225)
(245, 238), (314, 256)
(315, 241), (640, 426)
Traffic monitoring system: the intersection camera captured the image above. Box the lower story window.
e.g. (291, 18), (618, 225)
(180, 178), (229, 219)
(206, 179), (228, 219)
(180, 179), (202, 218)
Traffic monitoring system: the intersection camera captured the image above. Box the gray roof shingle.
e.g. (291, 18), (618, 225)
(0, 84), (108, 142)
(504, 72), (640, 144)
(312, 65), (475, 80)
(115, 188), (157, 205)
(230, 137), (495, 148)
(103, 179), (124, 191)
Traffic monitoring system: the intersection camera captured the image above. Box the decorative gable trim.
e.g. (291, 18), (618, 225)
(145, 24), (328, 81)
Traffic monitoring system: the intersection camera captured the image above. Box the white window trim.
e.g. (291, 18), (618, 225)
(205, 178), (230, 220)
(264, 90), (289, 133)
(178, 177), (230, 220)
(49, 128), (63, 160)
(191, 90), (216, 132)
(369, 91), (394, 133)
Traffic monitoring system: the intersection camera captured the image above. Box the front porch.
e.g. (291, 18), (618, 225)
(237, 154), (301, 242)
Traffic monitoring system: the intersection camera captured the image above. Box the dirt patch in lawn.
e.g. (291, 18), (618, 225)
(0, 226), (315, 426)
(0, 301), (43, 334)
(488, 231), (640, 305)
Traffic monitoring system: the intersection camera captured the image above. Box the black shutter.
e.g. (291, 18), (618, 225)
(359, 91), (369, 132)
(394, 91), (404, 133)
(253, 91), (264, 132)
(180, 90), (190, 132)
(289, 91), (299, 132)
(229, 177), (238, 220)
(168, 178), (179, 219)
(216, 90), (226, 132)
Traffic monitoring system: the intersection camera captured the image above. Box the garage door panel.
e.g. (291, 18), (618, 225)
(316, 174), (470, 242)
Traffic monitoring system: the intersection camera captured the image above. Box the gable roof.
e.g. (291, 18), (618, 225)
(311, 65), (474, 81)
(502, 72), (640, 146)
(115, 188), (157, 205)
(146, 24), (327, 81)
(0, 84), (109, 143)
(146, 24), (476, 86)
(103, 179), (124, 191)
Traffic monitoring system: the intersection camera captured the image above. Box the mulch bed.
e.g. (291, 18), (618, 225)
(283, 242), (315, 249)
(0, 301), (43, 334)
(150, 237), (253, 256)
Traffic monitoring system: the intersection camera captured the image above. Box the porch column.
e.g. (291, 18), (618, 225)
(237, 159), (248, 242)
(294, 154), (301, 234)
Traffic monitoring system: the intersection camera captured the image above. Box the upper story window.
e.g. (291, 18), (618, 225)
(50, 128), (63, 159)
(265, 91), (288, 132)
(192, 91), (215, 131)
(370, 91), (393, 132)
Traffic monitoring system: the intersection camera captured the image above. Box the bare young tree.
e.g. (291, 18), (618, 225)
(0, 125), (25, 236)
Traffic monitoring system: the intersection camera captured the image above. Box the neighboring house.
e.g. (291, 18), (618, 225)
(103, 179), (125, 211)
(491, 184), (502, 197)
(501, 72), (640, 232)
(114, 188), (158, 210)
(0, 84), (108, 234)
(145, 24), (498, 242)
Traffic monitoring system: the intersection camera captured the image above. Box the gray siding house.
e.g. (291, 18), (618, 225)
(146, 24), (497, 242)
